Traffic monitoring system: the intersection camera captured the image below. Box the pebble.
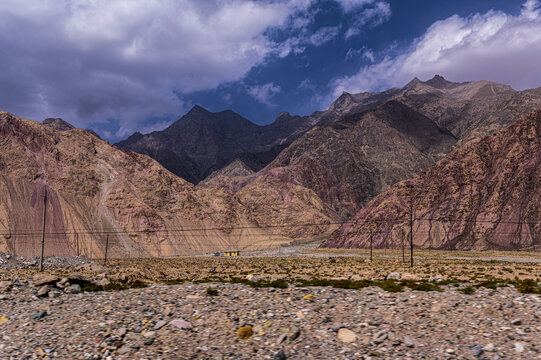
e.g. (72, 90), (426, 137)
(273, 349), (287, 360)
(403, 335), (415, 348)
(237, 325), (253, 340)
(372, 330), (388, 344)
(511, 318), (522, 325)
(281, 325), (300, 343)
(470, 345), (484, 358)
(169, 319), (192, 330)
(31, 310), (48, 321)
(154, 320), (166, 330)
(515, 342), (525, 353)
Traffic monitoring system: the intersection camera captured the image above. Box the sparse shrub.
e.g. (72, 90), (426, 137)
(476, 281), (499, 290)
(514, 279), (540, 294)
(81, 283), (101, 292)
(459, 286), (476, 294)
(377, 280), (404, 292)
(404, 281), (443, 292)
(206, 286), (219, 296)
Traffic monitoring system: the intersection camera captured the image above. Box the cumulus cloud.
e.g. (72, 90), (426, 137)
(0, 0), (313, 139)
(332, 0), (541, 97)
(247, 83), (282, 107)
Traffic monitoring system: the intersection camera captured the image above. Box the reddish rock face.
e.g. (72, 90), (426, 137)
(203, 76), (541, 220)
(323, 109), (541, 251)
(0, 111), (307, 257)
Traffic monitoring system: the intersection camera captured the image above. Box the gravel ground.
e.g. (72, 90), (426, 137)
(1, 279), (541, 359)
(0, 252), (92, 269)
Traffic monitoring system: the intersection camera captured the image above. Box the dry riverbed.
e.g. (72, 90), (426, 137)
(1, 251), (541, 359)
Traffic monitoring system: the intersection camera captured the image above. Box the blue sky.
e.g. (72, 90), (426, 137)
(0, 0), (540, 140)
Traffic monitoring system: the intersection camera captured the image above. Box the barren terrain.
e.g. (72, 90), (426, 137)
(1, 250), (541, 359)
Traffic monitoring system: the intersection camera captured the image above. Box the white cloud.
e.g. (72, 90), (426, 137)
(345, 46), (375, 62)
(335, 0), (376, 12)
(344, 1), (391, 39)
(309, 26), (340, 46)
(0, 0), (313, 139)
(332, 0), (541, 98)
(247, 83), (282, 107)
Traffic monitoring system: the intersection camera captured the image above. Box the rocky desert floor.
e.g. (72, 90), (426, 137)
(1, 248), (541, 359)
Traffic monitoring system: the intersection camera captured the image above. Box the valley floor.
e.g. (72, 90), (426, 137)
(1, 251), (541, 359)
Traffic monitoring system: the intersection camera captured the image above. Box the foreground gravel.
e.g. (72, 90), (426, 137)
(1, 280), (541, 359)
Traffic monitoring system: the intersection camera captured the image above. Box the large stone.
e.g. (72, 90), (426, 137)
(69, 284), (82, 294)
(33, 274), (59, 287)
(337, 328), (357, 343)
(67, 273), (92, 286)
(98, 278), (111, 287)
(36, 285), (51, 297)
(387, 272), (401, 280)
(246, 274), (259, 282)
(0, 281), (12, 292)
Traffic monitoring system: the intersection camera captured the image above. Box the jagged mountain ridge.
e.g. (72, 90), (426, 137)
(203, 76), (541, 220)
(115, 88), (399, 184)
(322, 109), (541, 250)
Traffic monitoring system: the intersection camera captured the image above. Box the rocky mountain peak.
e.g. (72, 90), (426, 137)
(329, 92), (356, 113)
(424, 74), (454, 89)
(403, 77), (422, 90)
(42, 118), (75, 131)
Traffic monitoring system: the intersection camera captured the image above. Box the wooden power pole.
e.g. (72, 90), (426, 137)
(409, 194), (414, 268)
(39, 188), (47, 272)
(370, 230), (373, 262)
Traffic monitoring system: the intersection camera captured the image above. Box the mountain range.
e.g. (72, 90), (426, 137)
(2, 75), (541, 254)
(199, 76), (541, 219)
(322, 109), (541, 250)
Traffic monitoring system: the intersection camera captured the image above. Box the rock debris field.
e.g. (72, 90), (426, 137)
(0, 252), (541, 359)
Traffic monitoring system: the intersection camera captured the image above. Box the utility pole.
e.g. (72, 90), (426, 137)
(370, 230), (373, 262)
(104, 233), (109, 266)
(39, 188), (47, 272)
(409, 191), (414, 268)
(76, 233), (79, 256)
(138, 235), (142, 258)
(400, 228), (406, 264)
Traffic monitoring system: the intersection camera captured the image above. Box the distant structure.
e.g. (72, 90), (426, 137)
(223, 249), (239, 257)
